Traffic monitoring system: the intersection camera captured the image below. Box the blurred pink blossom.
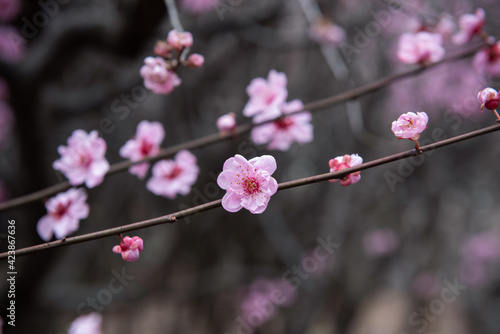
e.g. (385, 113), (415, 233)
(217, 154), (278, 214)
(391, 111), (428, 141)
(181, 0), (218, 14)
(216, 112), (237, 134)
(459, 259), (487, 287)
(477, 87), (499, 111)
(0, 0), (21, 22)
(309, 18), (346, 46)
(140, 57), (181, 95)
(411, 271), (440, 299)
(113, 235), (144, 262)
(243, 70), (288, 122)
(452, 8), (485, 45)
(240, 278), (297, 328)
(0, 26), (25, 63)
(397, 31), (445, 65)
(167, 29), (193, 51)
(251, 100), (313, 151)
(185, 53), (204, 68)
(362, 228), (399, 257)
(154, 40), (173, 58)
(436, 14), (456, 39)
(53, 130), (110, 188)
(36, 188), (89, 241)
(120, 120), (165, 179)
(68, 312), (102, 334)
(328, 154), (363, 186)
(146, 150), (199, 199)
(473, 42), (500, 76)
(461, 233), (500, 262)
(0, 101), (14, 148)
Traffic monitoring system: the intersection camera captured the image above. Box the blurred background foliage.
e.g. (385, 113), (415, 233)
(1, 0), (500, 333)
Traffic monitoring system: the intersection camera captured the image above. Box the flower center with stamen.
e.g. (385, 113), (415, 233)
(242, 176), (260, 195)
(165, 165), (182, 179)
(140, 141), (153, 156)
(275, 117), (293, 130)
(53, 202), (70, 220)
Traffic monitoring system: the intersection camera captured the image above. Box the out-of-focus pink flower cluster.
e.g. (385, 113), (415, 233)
(452, 8), (485, 45)
(459, 232), (500, 287)
(473, 41), (500, 76)
(180, 0), (218, 14)
(0, 0), (25, 64)
(362, 228), (399, 257)
(309, 17), (346, 47)
(397, 31), (445, 65)
(411, 271), (441, 299)
(37, 188), (89, 241)
(244, 70), (314, 151)
(53, 130), (110, 189)
(68, 312), (102, 334)
(140, 29), (204, 95)
(217, 154), (278, 214)
(239, 278), (297, 331)
(328, 154), (363, 187)
(113, 235), (144, 262)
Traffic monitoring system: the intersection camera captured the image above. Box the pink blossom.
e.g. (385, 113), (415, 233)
(0, 0), (21, 22)
(309, 18), (346, 46)
(397, 32), (445, 65)
(154, 40), (173, 58)
(68, 312), (102, 334)
(477, 87), (499, 111)
(36, 188), (89, 241)
(181, 0), (218, 14)
(240, 278), (297, 328)
(140, 56), (181, 95)
(0, 101), (14, 148)
(362, 228), (399, 257)
(217, 154), (278, 214)
(113, 235), (144, 262)
(243, 70), (288, 121)
(461, 233), (500, 262)
(251, 100), (313, 151)
(147, 150), (199, 199)
(328, 154), (363, 186)
(473, 42), (500, 76)
(167, 29), (193, 51)
(185, 53), (204, 68)
(436, 14), (456, 39)
(120, 120), (165, 179)
(411, 272), (440, 299)
(216, 112), (237, 134)
(452, 8), (485, 45)
(391, 112), (428, 141)
(53, 130), (109, 188)
(0, 26), (25, 63)
(459, 259), (487, 287)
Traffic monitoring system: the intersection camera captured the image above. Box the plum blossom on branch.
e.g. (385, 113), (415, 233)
(251, 99), (313, 151)
(120, 120), (165, 179)
(391, 111), (428, 151)
(113, 235), (144, 262)
(147, 150), (199, 199)
(452, 8), (486, 45)
(36, 188), (89, 241)
(217, 155), (278, 214)
(140, 57), (181, 95)
(328, 154), (363, 186)
(53, 130), (110, 188)
(397, 32), (445, 65)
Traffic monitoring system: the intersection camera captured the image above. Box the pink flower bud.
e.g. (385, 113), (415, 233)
(391, 112), (428, 141)
(167, 29), (193, 51)
(154, 40), (173, 58)
(328, 154), (363, 187)
(477, 88), (499, 111)
(185, 53), (204, 68)
(113, 236), (144, 262)
(216, 113), (237, 134)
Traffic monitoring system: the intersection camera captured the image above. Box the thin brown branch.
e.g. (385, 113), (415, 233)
(0, 43), (485, 213)
(3, 123), (499, 260)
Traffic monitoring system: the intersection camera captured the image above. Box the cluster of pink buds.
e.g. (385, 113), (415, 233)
(140, 29), (204, 95)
